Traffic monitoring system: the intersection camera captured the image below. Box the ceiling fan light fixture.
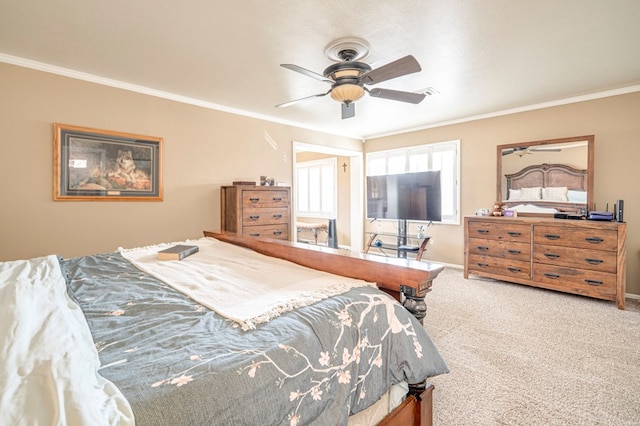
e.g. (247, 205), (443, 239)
(330, 84), (365, 103)
(323, 61), (371, 80)
(332, 68), (361, 79)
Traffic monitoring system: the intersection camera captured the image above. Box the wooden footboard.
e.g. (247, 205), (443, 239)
(378, 384), (434, 426)
(203, 231), (444, 316)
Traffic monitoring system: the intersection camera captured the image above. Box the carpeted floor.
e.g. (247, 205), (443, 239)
(423, 268), (640, 426)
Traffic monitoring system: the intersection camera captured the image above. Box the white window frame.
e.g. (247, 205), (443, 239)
(366, 140), (460, 225)
(295, 157), (338, 219)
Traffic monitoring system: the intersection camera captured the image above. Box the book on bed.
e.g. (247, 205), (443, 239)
(157, 244), (199, 260)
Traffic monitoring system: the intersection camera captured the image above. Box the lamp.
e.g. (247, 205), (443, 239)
(330, 83), (365, 103)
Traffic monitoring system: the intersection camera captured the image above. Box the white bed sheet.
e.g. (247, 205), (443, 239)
(0, 255), (134, 426)
(510, 203), (559, 213)
(348, 381), (408, 425)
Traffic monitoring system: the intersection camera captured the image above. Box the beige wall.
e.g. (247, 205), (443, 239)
(2, 62), (639, 297)
(0, 63), (361, 260)
(365, 91), (640, 296)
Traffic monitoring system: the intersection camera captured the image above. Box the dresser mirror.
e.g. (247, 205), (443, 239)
(496, 135), (594, 215)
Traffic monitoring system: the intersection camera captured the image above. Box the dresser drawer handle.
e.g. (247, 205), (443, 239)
(476, 229), (489, 234)
(507, 249), (521, 255)
(476, 262), (489, 268)
(477, 246), (489, 251)
(544, 273), (560, 279)
(272, 197), (283, 202)
(544, 253), (560, 259)
(249, 215), (260, 220)
(584, 279), (603, 286)
(507, 231), (521, 237)
(249, 233), (260, 237)
(272, 214), (282, 219)
(585, 258), (603, 265)
(249, 197), (260, 203)
(507, 267), (521, 273)
(544, 234), (560, 240)
(273, 231), (283, 236)
(585, 237), (604, 244)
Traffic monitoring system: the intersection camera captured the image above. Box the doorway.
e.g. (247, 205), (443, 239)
(292, 142), (364, 252)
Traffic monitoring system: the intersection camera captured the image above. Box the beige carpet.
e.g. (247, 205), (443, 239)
(424, 268), (640, 426)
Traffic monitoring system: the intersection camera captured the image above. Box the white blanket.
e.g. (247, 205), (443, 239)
(0, 255), (135, 426)
(120, 237), (374, 329)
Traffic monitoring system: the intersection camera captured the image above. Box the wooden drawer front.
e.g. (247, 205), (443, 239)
(533, 226), (617, 251)
(468, 239), (530, 262)
(242, 224), (289, 240)
(468, 221), (531, 242)
(468, 254), (531, 279)
(533, 265), (616, 298)
(533, 244), (617, 274)
(242, 190), (289, 208)
(242, 207), (289, 226)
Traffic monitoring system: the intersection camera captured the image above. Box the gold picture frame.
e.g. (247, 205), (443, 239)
(53, 123), (163, 201)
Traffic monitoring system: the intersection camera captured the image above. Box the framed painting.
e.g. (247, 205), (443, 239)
(53, 123), (163, 201)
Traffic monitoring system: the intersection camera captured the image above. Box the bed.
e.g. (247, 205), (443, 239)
(1, 231), (448, 425)
(503, 163), (588, 215)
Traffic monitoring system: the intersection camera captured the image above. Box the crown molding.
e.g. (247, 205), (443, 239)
(3, 53), (639, 141)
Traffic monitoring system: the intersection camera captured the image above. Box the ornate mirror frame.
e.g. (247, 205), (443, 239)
(496, 135), (594, 214)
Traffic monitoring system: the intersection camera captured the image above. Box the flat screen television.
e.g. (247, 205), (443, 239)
(366, 171), (442, 222)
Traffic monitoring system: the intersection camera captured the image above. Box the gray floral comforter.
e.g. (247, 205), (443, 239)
(62, 252), (448, 426)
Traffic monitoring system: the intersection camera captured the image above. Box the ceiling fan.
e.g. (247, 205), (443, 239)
(276, 37), (426, 119)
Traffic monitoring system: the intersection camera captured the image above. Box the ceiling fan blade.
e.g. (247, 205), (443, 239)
(360, 55), (422, 85)
(368, 88), (426, 104)
(275, 91), (330, 108)
(341, 103), (355, 119)
(530, 147), (562, 152)
(280, 64), (334, 84)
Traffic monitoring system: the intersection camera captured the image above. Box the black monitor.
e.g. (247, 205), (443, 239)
(366, 171), (442, 222)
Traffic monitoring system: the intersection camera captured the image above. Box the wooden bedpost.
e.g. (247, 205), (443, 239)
(401, 285), (430, 325)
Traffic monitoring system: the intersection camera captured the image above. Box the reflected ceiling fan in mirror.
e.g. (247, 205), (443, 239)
(501, 141), (588, 157)
(501, 146), (563, 157)
(276, 37), (427, 119)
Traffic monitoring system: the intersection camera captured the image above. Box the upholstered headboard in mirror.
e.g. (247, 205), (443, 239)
(504, 163), (588, 213)
(497, 135), (594, 215)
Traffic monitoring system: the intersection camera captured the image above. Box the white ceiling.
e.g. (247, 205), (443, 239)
(1, 0), (639, 140)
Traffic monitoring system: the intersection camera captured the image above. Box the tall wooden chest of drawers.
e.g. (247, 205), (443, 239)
(220, 184), (291, 240)
(464, 216), (627, 309)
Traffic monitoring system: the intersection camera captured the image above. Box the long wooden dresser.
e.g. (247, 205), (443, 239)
(220, 184), (291, 240)
(464, 216), (627, 309)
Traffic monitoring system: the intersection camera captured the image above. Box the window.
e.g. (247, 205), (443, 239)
(366, 140), (460, 224)
(295, 158), (337, 218)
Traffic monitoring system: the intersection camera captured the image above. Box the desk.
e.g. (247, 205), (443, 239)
(364, 232), (431, 261)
